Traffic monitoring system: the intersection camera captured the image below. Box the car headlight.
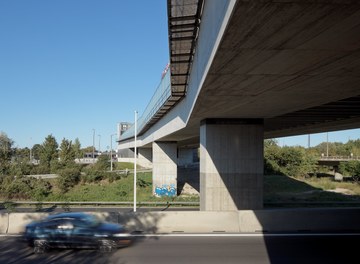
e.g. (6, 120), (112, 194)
(113, 233), (131, 237)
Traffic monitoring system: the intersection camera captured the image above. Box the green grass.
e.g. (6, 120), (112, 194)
(113, 162), (135, 170)
(264, 174), (360, 205)
(45, 172), (199, 203)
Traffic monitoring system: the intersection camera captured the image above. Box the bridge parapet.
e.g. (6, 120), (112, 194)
(319, 156), (360, 161)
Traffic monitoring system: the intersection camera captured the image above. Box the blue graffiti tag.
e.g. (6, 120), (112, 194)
(154, 184), (176, 197)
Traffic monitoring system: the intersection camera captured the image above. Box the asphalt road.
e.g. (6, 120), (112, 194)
(1, 233), (359, 264)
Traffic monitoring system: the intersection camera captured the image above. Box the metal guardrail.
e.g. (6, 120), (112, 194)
(319, 156), (360, 161)
(26, 174), (58, 179)
(120, 70), (172, 141)
(2, 201), (360, 208)
(0, 201), (200, 207)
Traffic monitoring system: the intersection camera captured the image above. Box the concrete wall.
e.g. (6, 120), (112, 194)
(2, 209), (360, 235)
(0, 214), (8, 234)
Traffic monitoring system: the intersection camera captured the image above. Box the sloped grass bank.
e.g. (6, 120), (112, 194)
(45, 172), (199, 203)
(264, 174), (360, 206)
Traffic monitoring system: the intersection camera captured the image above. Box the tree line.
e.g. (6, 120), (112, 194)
(0, 132), (122, 200)
(264, 138), (360, 182)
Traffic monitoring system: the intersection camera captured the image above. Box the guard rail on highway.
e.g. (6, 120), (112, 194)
(0, 201), (200, 207)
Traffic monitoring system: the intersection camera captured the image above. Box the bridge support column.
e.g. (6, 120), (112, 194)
(152, 142), (177, 197)
(200, 119), (264, 211)
(178, 148), (197, 167)
(138, 148), (152, 168)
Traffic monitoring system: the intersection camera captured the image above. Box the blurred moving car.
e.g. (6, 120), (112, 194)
(23, 212), (132, 253)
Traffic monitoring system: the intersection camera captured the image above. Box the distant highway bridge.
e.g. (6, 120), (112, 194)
(318, 155), (360, 166)
(118, 0), (360, 211)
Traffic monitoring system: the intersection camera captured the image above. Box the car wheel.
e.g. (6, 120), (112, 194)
(33, 240), (48, 254)
(98, 239), (116, 253)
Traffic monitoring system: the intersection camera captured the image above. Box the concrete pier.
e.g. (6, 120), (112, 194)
(152, 142), (177, 197)
(200, 119), (264, 211)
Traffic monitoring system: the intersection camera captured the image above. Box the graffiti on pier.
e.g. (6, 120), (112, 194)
(154, 184), (176, 197)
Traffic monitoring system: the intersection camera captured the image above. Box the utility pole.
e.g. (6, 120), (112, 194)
(110, 134), (116, 171)
(326, 132), (329, 157)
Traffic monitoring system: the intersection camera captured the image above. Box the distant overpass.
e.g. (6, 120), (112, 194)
(318, 155), (360, 166)
(118, 0), (360, 211)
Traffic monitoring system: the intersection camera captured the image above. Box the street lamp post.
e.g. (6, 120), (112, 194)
(110, 134), (116, 171)
(98, 134), (101, 152)
(134, 110), (137, 213)
(29, 137), (32, 163)
(92, 129), (95, 163)
(326, 132), (329, 157)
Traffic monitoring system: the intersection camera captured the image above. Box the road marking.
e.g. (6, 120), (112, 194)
(132, 233), (360, 237)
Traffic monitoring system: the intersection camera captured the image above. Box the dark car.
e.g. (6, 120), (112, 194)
(23, 212), (132, 253)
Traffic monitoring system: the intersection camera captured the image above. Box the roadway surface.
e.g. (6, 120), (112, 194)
(1, 233), (359, 264)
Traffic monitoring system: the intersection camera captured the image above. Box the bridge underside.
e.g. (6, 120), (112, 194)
(120, 0), (360, 211)
(159, 0), (360, 146)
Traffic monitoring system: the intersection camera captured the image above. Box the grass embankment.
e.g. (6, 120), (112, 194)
(264, 174), (360, 206)
(44, 172), (360, 205)
(45, 172), (198, 203)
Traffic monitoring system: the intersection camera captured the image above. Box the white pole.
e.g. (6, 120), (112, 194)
(98, 134), (101, 152)
(326, 132), (329, 157)
(92, 129), (95, 163)
(29, 137), (32, 162)
(110, 134), (113, 171)
(134, 110), (137, 212)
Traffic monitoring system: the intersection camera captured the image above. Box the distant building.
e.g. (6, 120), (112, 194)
(118, 122), (132, 136)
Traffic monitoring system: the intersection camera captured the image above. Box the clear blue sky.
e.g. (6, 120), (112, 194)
(0, 0), (359, 150)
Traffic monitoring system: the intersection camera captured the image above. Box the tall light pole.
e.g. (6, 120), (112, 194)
(29, 137), (32, 162)
(326, 132), (329, 157)
(98, 134), (101, 152)
(110, 134), (116, 171)
(92, 129), (95, 163)
(134, 110), (138, 213)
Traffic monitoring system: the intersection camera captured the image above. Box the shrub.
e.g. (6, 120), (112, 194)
(57, 167), (81, 193)
(339, 160), (360, 183)
(264, 144), (318, 177)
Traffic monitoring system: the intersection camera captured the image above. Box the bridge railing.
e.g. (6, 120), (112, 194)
(120, 70), (171, 141)
(319, 156), (360, 161)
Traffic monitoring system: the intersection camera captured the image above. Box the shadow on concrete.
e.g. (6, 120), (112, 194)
(177, 166), (200, 195)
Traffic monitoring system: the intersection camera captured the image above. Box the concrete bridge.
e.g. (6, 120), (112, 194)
(118, 0), (360, 211)
(318, 155), (360, 166)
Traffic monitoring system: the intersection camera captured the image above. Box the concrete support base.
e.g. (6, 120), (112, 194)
(152, 142), (177, 197)
(200, 119), (264, 211)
